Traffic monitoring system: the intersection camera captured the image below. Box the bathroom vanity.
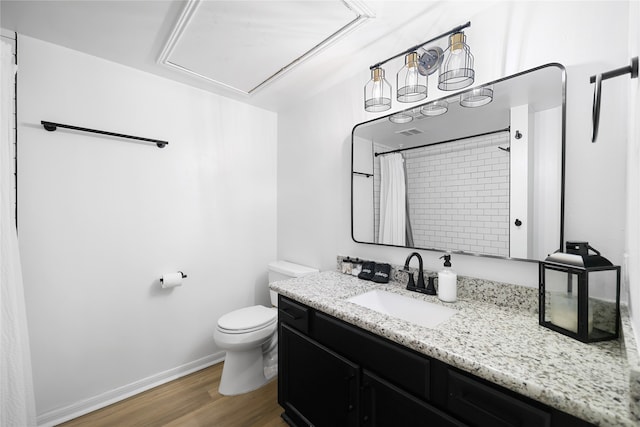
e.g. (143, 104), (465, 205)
(271, 271), (637, 427)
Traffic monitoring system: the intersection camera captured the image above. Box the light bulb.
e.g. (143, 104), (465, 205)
(397, 52), (427, 103)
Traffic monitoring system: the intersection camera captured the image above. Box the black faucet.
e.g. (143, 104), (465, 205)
(403, 252), (436, 295)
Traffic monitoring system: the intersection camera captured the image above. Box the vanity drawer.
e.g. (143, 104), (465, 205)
(446, 369), (551, 427)
(278, 295), (309, 334)
(313, 311), (430, 401)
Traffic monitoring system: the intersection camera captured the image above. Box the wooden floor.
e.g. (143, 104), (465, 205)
(59, 363), (288, 427)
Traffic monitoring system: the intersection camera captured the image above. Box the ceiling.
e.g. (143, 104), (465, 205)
(0, 1), (487, 112)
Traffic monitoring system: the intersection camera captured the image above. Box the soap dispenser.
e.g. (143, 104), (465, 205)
(438, 254), (457, 302)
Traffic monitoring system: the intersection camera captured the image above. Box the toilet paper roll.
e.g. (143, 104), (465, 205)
(161, 272), (183, 289)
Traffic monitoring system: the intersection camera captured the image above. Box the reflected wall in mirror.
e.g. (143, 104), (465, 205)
(351, 64), (565, 261)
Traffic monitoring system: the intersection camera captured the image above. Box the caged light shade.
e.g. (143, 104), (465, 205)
(364, 67), (392, 112)
(438, 32), (475, 91)
(389, 111), (413, 124)
(460, 86), (493, 107)
(397, 52), (428, 103)
(421, 100), (449, 117)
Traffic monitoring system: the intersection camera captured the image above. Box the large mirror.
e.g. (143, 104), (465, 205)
(351, 63), (565, 261)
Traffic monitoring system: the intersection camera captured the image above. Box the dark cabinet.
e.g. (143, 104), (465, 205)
(277, 295), (594, 427)
(279, 323), (359, 427)
(446, 370), (551, 427)
(361, 370), (465, 427)
(314, 312), (430, 401)
(278, 296), (310, 334)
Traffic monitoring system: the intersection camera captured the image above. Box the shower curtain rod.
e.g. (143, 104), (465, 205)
(374, 127), (510, 157)
(40, 121), (168, 148)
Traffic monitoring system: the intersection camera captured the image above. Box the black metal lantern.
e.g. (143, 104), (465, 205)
(539, 241), (620, 343)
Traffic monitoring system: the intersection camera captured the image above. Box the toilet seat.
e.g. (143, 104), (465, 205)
(217, 305), (277, 334)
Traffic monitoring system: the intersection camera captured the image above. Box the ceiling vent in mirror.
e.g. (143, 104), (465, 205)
(159, 0), (373, 96)
(395, 128), (424, 137)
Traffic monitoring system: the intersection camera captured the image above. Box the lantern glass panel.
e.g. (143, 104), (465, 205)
(588, 269), (619, 340)
(544, 268), (580, 333)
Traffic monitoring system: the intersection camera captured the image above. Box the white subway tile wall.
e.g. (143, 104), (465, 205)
(373, 132), (510, 256)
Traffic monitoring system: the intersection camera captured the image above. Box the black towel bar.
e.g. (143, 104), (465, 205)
(41, 121), (169, 148)
(353, 171), (373, 178)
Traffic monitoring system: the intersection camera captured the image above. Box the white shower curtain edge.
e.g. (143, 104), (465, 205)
(0, 39), (37, 427)
(377, 153), (406, 246)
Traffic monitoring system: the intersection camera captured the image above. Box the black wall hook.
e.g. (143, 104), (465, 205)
(590, 57), (638, 143)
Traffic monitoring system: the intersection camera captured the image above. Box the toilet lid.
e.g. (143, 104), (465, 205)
(218, 305), (277, 333)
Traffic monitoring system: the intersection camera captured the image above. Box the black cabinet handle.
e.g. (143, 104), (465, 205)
(346, 374), (357, 412)
(361, 381), (372, 425)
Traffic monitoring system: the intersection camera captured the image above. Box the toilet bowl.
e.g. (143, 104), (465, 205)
(214, 260), (318, 396)
(214, 305), (278, 395)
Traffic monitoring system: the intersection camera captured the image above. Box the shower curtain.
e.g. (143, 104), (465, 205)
(378, 153), (407, 245)
(0, 39), (36, 426)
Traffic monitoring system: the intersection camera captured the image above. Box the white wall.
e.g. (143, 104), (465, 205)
(278, 1), (630, 287)
(17, 36), (277, 422)
(352, 136), (374, 242)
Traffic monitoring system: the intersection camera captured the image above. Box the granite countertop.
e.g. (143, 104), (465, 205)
(270, 270), (637, 427)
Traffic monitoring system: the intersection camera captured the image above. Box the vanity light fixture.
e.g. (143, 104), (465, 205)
(364, 67), (393, 112)
(438, 31), (475, 91)
(421, 100), (449, 117)
(397, 52), (428, 103)
(460, 86), (493, 107)
(417, 47), (444, 76)
(364, 21), (471, 112)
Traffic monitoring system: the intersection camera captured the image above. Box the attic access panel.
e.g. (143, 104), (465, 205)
(160, 0), (371, 95)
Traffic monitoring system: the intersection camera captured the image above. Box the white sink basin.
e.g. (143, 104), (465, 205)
(346, 289), (456, 329)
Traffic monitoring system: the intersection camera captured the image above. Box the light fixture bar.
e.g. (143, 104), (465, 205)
(369, 21), (471, 71)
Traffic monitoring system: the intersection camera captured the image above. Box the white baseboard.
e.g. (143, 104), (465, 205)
(37, 352), (225, 427)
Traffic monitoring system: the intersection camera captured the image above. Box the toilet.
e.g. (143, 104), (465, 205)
(214, 260), (318, 395)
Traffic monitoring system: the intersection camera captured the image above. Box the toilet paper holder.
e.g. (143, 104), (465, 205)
(160, 271), (187, 285)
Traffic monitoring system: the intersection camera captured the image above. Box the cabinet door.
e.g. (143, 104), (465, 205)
(447, 370), (551, 427)
(279, 323), (359, 427)
(314, 312), (431, 401)
(362, 370), (466, 427)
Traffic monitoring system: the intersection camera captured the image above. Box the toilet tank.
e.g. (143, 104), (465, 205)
(268, 260), (319, 306)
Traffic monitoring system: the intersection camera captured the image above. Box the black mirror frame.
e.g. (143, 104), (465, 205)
(350, 63), (567, 263)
